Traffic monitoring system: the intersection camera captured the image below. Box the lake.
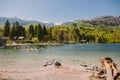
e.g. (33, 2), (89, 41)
(0, 44), (120, 71)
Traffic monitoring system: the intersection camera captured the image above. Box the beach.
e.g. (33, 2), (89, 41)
(0, 64), (92, 80)
(0, 44), (120, 80)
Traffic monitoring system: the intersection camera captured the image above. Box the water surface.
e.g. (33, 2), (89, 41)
(0, 44), (120, 71)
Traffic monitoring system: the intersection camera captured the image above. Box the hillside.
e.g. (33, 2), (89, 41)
(62, 16), (120, 27)
(1, 16), (120, 27)
(0, 17), (54, 27)
(0, 16), (120, 43)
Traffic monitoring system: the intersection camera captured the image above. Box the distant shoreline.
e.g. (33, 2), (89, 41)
(6, 42), (63, 46)
(5, 42), (120, 47)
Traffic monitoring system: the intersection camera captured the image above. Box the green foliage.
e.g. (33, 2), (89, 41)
(3, 20), (10, 37)
(29, 24), (34, 40)
(0, 27), (4, 38)
(37, 24), (43, 41)
(42, 25), (48, 41)
(10, 21), (25, 39)
(32, 37), (39, 43)
(1, 20), (120, 43)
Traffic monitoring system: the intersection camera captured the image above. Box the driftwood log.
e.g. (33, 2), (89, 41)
(43, 59), (62, 68)
(99, 57), (120, 80)
(43, 59), (55, 67)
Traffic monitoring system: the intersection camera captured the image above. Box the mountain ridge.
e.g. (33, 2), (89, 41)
(0, 17), (54, 27)
(62, 16), (120, 27)
(0, 16), (120, 27)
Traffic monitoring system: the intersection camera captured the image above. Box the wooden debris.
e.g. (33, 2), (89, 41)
(90, 57), (120, 80)
(43, 59), (62, 68)
(43, 59), (55, 67)
(80, 64), (88, 67)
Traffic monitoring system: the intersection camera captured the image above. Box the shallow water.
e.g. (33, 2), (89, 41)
(0, 44), (120, 71)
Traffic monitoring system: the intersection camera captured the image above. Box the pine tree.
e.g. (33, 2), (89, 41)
(37, 24), (43, 41)
(3, 20), (10, 37)
(9, 21), (25, 40)
(10, 22), (18, 39)
(22, 27), (25, 37)
(42, 25), (48, 41)
(29, 24), (34, 40)
(43, 25), (47, 36)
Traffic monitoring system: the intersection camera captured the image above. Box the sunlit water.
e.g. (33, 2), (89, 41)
(0, 44), (120, 71)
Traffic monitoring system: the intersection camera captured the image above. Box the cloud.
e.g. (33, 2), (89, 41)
(41, 21), (50, 23)
(54, 23), (62, 25)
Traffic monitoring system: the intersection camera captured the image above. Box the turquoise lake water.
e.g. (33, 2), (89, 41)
(0, 44), (120, 70)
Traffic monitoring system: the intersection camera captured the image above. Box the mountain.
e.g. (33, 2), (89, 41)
(0, 17), (54, 27)
(91, 16), (120, 26)
(1, 16), (120, 27)
(62, 16), (120, 27)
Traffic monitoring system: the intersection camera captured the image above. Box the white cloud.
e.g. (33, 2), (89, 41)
(54, 23), (62, 25)
(20, 17), (26, 20)
(41, 21), (50, 23)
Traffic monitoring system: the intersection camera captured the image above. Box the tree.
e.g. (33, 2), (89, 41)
(10, 21), (24, 39)
(3, 20), (10, 37)
(68, 31), (74, 42)
(0, 28), (3, 38)
(52, 26), (59, 41)
(37, 24), (43, 41)
(21, 27), (25, 37)
(63, 31), (69, 42)
(29, 24), (34, 40)
(43, 25), (47, 35)
(57, 31), (64, 43)
(34, 25), (38, 37)
(42, 25), (48, 41)
(49, 27), (53, 41)
(74, 28), (80, 42)
(10, 22), (20, 39)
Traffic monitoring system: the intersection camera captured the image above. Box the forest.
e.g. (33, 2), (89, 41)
(0, 19), (120, 44)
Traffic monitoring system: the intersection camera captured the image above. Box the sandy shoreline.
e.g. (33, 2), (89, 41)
(0, 64), (93, 80)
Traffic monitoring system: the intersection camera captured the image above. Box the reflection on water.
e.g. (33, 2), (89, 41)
(0, 44), (120, 71)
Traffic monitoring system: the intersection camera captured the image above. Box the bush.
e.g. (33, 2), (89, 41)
(32, 37), (39, 43)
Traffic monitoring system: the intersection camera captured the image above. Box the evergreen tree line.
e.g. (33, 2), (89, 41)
(2, 20), (120, 43)
(3, 20), (25, 40)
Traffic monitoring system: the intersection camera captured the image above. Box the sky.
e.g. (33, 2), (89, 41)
(0, 0), (120, 24)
